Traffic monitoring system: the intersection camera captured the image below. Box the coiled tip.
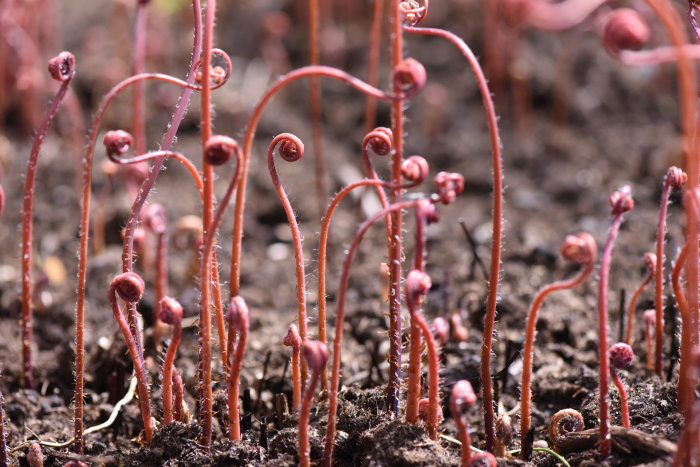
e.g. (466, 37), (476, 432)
(272, 133), (304, 162)
(431, 317), (449, 346)
(302, 340), (328, 374)
(365, 127), (393, 156)
(433, 172), (464, 204)
(667, 166), (687, 192)
(609, 342), (635, 369)
(393, 58), (427, 98)
(609, 185), (634, 215)
(418, 398), (443, 423)
(103, 130), (134, 159)
(283, 323), (301, 348)
(549, 408), (584, 443)
(48, 51), (75, 82)
(601, 9), (650, 54)
(399, 0), (426, 26)
(559, 232), (597, 265)
(158, 296), (184, 326)
(417, 198), (440, 225)
(402, 155), (429, 184)
(111, 272), (145, 303)
(204, 135), (239, 166)
(643, 309), (655, 324)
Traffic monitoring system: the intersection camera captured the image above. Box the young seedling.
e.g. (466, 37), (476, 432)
(404, 13), (504, 448)
(520, 232), (596, 455)
(643, 310), (656, 370)
(405, 269), (441, 439)
(144, 204), (169, 350)
(609, 342), (634, 428)
(548, 408), (584, 445)
(159, 296), (183, 425)
(226, 296), (250, 441)
(451, 380), (477, 466)
(624, 253), (655, 346)
(22, 51), (75, 390)
(299, 340), (328, 467)
(267, 133), (309, 385)
(672, 347), (700, 466)
(598, 185), (634, 459)
(466, 452), (497, 467)
(172, 368), (190, 424)
(108, 272), (153, 443)
(283, 324), (302, 411)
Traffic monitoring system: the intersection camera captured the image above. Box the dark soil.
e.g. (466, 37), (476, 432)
(0, 0), (692, 465)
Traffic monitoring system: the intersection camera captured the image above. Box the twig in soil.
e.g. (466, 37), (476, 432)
(553, 426), (677, 458)
(459, 220), (489, 282)
(15, 375), (137, 451)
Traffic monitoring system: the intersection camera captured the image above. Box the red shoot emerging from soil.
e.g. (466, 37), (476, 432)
(494, 414), (512, 458)
(466, 451), (497, 467)
(653, 167), (687, 377)
(520, 232), (596, 456)
(299, 340), (328, 467)
(624, 253), (656, 346)
(108, 272), (153, 444)
(226, 296), (250, 441)
(283, 324), (302, 411)
(267, 133), (309, 385)
(609, 342), (634, 428)
(598, 185), (634, 459)
(22, 51), (75, 391)
(451, 380), (477, 466)
(159, 296), (183, 425)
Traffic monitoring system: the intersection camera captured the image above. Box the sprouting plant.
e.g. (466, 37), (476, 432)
(405, 269), (441, 439)
(624, 253), (655, 346)
(27, 442), (42, 467)
(267, 133), (309, 384)
(403, 11), (504, 447)
(144, 204), (169, 349)
(298, 340), (327, 467)
(226, 296), (250, 441)
(283, 324), (302, 411)
(520, 232), (596, 456)
(609, 342), (634, 428)
(598, 185), (634, 459)
(548, 408), (584, 446)
(159, 296), (183, 425)
(324, 172), (464, 465)
(108, 272), (153, 443)
(467, 452), (497, 467)
(451, 380), (477, 466)
(21, 51), (75, 390)
(672, 347), (700, 466)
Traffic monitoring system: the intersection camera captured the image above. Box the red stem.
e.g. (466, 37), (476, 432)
(267, 134), (309, 386)
(654, 178), (672, 376)
(598, 212), (627, 459)
(405, 25), (504, 450)
(198, 0), (216, 448)
(323, 198), (427, 466)
(227, 320), (248, 440)
(161, 321), (181, 425)
(610, 368), (630, 428)
(108, 283), (154, 442)
(520, 260), (594, 454)
(406, 292), (440, 439)
(22, 61), (74, 391)
(299, 366), (322, 467)
(386, 0), (405, 416)
(291, 345), (301, 410)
